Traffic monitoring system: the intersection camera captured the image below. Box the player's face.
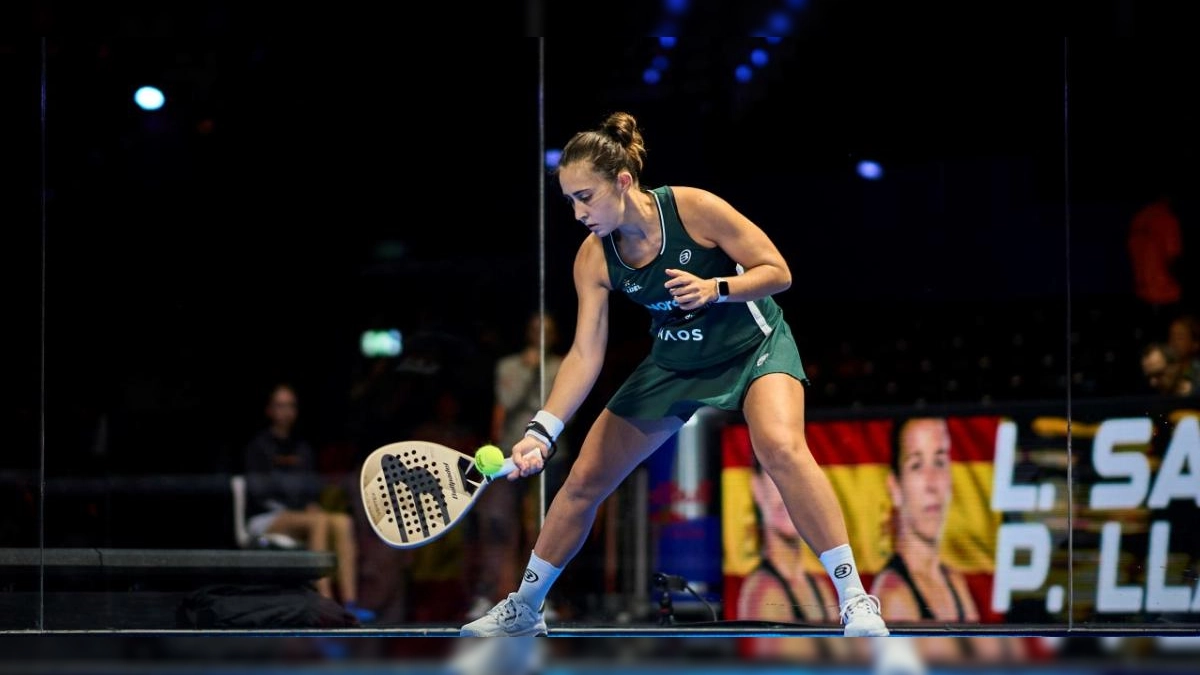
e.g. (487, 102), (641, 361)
(558, 162), (623, 236)
(894, 419), (952, 546)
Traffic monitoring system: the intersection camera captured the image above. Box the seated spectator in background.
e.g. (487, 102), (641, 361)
(872, 417), (1024, 664)
(1141, 342), (1192, 397)
(1167, 314), (1200, 395)
(244, 382), (375, 623)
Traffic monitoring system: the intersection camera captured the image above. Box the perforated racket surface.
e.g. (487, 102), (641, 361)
(359, 440), (493, 549)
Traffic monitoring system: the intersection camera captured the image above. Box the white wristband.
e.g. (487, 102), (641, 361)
(531, 410), (564, 442)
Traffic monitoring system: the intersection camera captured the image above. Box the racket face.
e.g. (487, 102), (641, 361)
(360, 440), (489, 549)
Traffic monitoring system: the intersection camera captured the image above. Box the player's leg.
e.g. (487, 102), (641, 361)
(742, 373), (888, 637)
(535, 409), (681, 565)
(460, 410), (681, 636)
(743, 374), (848, 553)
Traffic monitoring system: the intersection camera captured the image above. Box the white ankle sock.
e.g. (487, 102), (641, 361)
(818, 543), (867, 604)
(515, 551), (562, 611)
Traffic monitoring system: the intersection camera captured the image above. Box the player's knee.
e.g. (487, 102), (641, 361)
(754, 435), (811, 472)
(557, 471), (608, 506)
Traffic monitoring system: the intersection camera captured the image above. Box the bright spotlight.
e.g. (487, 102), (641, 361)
(857, 160), (884, 180)
(134, 86), (165, 111)
(734, 64), (753, 83)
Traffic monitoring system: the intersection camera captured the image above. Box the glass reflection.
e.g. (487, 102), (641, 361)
(1063, 39), (1199, 633)
(10, 34), (1196, 660)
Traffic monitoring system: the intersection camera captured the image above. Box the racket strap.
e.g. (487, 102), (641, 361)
(524, 420), (559, 462)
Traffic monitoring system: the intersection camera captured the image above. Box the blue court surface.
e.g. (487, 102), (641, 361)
(3, 635), (1198, 675)
(3, 666), (1196, 675)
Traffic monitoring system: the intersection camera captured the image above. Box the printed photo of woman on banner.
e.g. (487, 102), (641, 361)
(721, 414), (1028, 664)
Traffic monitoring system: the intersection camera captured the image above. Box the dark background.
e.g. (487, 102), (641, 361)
(0, 5), (1197, 671)
(2, 28), (1197, 561)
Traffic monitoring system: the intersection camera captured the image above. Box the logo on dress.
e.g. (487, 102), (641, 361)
(524, 568), (539, 583)
(679, 249), (692, 264)
(622, 279), (643, 294)
(834, 563), (853, 579)
(757, 352), (770, 367)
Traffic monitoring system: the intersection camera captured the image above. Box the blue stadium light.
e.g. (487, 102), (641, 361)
(735, 64), (753, 83)
(766, 36), (783, 44)
(767, 11), (793, 34)
(786, 0), (808, 9)
(652, 55), (670, 71)
(664, 0), (689, 15)
(134, 85), (165, 111)
(750, 48), (769, 67)
(659, 36), (677, 49)
(643, 68), (663, 85)
(857, 160), (884, 180)
(545, 148), (562, 170)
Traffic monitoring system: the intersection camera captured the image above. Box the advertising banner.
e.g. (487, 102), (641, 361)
(721, 403), (1200, 634)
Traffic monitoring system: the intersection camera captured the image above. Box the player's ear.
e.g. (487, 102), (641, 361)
(617, 170), (632, 192)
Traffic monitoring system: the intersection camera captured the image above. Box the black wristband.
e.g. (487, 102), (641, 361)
(524, 420), (558, 462)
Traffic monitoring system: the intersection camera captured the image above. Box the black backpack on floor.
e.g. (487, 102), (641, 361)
(176, 583), (359, 629)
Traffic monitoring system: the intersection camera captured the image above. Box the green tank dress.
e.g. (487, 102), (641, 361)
(604, 185), (808, 421)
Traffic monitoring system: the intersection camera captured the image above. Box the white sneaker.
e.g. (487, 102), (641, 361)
(840, 588), (890, 637)
(459, 593), (548, 637)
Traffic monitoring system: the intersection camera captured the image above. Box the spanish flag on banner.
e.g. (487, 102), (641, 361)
(721, 415), (1005, 624)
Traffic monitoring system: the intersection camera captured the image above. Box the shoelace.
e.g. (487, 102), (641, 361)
(490, 597), (521, 626)
(839, 593), (882, 625)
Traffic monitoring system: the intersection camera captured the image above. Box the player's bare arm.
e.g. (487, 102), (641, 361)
(512, 237), (609, 476)
(667, 186), (792, 305)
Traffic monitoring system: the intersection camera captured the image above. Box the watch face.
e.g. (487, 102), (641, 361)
(719, 279), (730, 297)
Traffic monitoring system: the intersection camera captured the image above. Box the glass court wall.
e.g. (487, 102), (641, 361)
(3, 35), (1198, 654)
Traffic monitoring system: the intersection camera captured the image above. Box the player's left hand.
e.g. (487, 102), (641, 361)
(664, 268), (718, 310)
(509, 435), (547, 480)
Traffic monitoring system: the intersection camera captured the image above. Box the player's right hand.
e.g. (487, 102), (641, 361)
(509, 435), (547, 480)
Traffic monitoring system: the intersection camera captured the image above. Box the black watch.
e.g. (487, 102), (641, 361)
(715, 277), (730, 303)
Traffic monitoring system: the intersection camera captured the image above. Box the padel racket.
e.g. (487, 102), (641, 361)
(359, 440), (524, 549)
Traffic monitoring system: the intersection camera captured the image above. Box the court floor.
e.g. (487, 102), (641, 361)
(2, 634), (1198, 675)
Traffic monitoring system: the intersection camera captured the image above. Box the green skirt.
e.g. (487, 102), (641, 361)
(606, 318), (808, 422)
